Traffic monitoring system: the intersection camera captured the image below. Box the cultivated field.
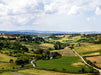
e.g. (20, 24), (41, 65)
(51, 47), (75, 56)
(75, 44), (101, 56)
(52, 35), (82, 43)
(40, 43), (54, 50)
(86, 56), (101, 68)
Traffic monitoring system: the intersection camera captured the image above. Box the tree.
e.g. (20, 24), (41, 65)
(62, 68), (66, 72)
(9, 59), (13, 63)
(34, 37), (45, 44)
(35, 49), (44, 54)
(69, 44), (74, 49)
(51, 52), (61, 59)
(81, 67), (86, 73)
(54, 44), (59, 50)
(78, 43), (81, 46)
(0, 42), (3, 50)
(16, 56), (30, 65)
(35, 54), (42, 60)
(21, 46), (29, 52)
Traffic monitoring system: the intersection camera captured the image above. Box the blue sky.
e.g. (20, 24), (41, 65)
(0, 0), (101, 32)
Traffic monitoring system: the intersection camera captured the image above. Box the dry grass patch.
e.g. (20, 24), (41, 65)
(84, 52), (100, 56)
(40, 43), (54, 50)
(86, 56), (101, 68)
(18, 68), (89, 75)
(72, 62), (84, 67)
(0, 53), (16, 62)
(51, 47), (75, 56)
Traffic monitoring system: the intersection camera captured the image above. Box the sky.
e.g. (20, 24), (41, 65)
(0, 0), (101, 32)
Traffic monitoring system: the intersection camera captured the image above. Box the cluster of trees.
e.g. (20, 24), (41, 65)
(34, 37), (45, 44)
(0, 41), (29, 55)
(48, 34), (62, 40)
(34, 49), (62, 60)
(16, 56), (31, 67)
(20, 35), (33, 42)
(54, 42), (70, 50)
(20, 35), (46, 44)
(68, 34), (80, 39)
(77, 34), (101, 44)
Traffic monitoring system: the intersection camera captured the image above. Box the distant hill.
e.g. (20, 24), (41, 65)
(0, 30), (101, 34)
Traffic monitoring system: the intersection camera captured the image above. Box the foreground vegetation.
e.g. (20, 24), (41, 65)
(1, 69), (93, 75)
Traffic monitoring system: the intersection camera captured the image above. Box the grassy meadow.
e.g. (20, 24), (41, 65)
(0, 53), (17, 70)
(75, 44), (101, 56)
(36, 56), (92, 73)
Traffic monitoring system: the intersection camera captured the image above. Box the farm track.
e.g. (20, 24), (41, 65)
(31, 59), (36, 67)
(72, 49), (101, 75)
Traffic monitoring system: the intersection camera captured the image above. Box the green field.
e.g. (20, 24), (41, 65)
(75, 44), (101, 55)
(36, 56), (91, 73)
(0, 53), (17, 70)
(51, 35), (82, 43)
(40, 43), (54, 49)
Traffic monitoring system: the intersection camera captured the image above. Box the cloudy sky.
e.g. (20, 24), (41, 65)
(0, 0), (101, 32)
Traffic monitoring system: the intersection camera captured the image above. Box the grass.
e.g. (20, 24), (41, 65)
(0, 53), (17, 70)
(0, 53), (16, 62)
(18, 68), (91, 75)
(40, 43), (54, 48)
(0, 71), (12, 75)
(22, 43), (39, 51)
(82, 49), (101, 55)
(40, 43), (54, 49)
(53, 35), (82, 43)
(75, 44), (101, 55)
(0, 69), (91, 75)
(36, 56), (90, 73)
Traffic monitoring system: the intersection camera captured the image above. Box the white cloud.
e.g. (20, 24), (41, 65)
(87, 17), (90, 21)
(95, 7), (101, 15)
(0, 0), (44, 30)
(0, 0), (101, 30)
(86, 17), (96, 21)
(0, 4), (8, 16)
(68, 6), (81, 15)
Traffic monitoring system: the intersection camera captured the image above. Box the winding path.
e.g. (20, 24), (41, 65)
(31, 59), (36, 67)
(72, 49), (101, 75)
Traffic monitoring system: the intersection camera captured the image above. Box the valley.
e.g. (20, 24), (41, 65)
(0, 33), (101, 75)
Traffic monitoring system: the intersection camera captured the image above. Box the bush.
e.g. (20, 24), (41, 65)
(51, 52), (62, 59)
(9, 59), (13, 63)
(62, 68), (66, 72)
(16, 56), (30, 65)
(52, 67), (57, 71)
